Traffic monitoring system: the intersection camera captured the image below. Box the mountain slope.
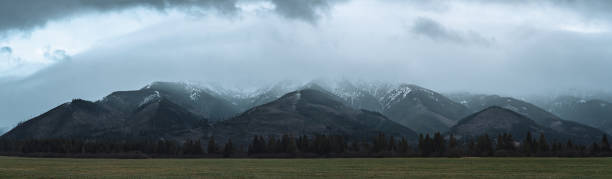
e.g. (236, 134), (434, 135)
(124, 98), (210, 141)
(448, 94), (606, 143)
(213, 89), (418, 145)
(2, 99), (124, 140)
(380, 84), (472, 134)
(545, 96), (612, 135)
(449, 106), (563, 141)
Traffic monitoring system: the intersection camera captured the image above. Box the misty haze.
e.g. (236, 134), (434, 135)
(1, 0), (612, 178)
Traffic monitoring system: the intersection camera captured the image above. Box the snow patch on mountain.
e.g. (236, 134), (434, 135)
(381, 85), (413, 110)
(182, 84), (202, 101)
(139, 91), (160, 107)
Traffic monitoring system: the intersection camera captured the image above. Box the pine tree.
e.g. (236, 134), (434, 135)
(447, 134), (460, 157)
(468, 139), (476, 156)
(223, 139), (234, 157)
(286, 135), (298, 154)
(418, 134), (424, 153)
(601, 135), (611, 152)
(281, 134), (290, 153)
(538, 133), (549, 154)
(433, 132), (445, 154)
(448, 134), (457, 149)
(521, 132), (535, 155)
(503, 133), (516, 151)
(372, 133), (387, 153)
(207, 136), (217, 154)
(297, 135), (310, 153)
(476, 134), (493, 156)
(566, 140), (574, 149)
(388, 136), (396, 152)
(590, 142), (601, 156)
(496, 134), (504, 151)
(267, 136), (277, 153)
(398, 137), (410, 153)
(193, 140), (203, 155)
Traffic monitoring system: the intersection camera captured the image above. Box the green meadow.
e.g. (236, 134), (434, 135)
(1, 156), (611, 178)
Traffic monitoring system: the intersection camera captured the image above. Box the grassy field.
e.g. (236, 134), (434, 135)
(1, 156), (611, 178)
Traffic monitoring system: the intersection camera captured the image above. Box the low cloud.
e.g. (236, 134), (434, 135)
(0, 46), (12, 54)
(44, 49), (71, 62)
(411, 17), (493, 46)
(0, 46), (25, 76)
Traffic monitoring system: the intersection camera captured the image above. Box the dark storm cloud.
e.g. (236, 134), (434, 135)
(474, 0), (612, 19)
(0, 0), (239, 35)
(0, 46), (12, 54)
(412, 17), (463, 43)
(411, 17), (492, 46)
(0, 0), (341, 36)
(270, 0), (337, 22)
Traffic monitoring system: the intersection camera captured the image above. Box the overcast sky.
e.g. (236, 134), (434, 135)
(1, 0), (612, 129)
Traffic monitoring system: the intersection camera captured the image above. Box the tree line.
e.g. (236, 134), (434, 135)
(0, 132), (610, 158)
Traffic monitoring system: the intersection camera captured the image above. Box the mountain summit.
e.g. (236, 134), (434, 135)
(380, 84), (471, 134)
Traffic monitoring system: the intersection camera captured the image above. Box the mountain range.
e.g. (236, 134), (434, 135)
(2, 80), (610, 145)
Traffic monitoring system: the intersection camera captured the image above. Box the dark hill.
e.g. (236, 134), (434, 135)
(449, 94), (606, 144)
(449, 106), (598, 144)
(2, 99), (123, 140)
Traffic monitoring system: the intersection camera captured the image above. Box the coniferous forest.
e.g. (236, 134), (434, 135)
(1, 132), (610, 158)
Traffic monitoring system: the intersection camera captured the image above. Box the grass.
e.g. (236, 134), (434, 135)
(0, 156), (611, 178)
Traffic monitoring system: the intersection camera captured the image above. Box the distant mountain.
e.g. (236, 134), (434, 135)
(449, 106), (567, 141)
(545, 96), (612, 135)
(212, 89), (418, 145)
(295, 81), (472, 134)
(293, 81), (473, 134)
(379, 84), (472, 134)
(99, 81), (240, 121)
(448, 93), (606, 143)
(5, 80), (604, 145)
